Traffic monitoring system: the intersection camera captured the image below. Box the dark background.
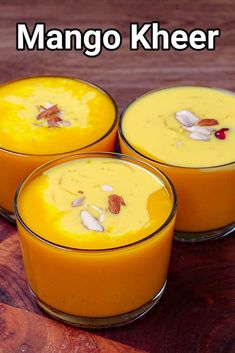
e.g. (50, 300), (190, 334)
(1, 0), (235, 110)
(0, 0), (234, 352)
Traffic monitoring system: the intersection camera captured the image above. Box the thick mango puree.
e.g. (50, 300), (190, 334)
(0, 77), (117, 214)
(16, 156), (175, 317)
(120, 87), (235, 234)
(0, 76), (116, 154)
(122, 87), (235, 168)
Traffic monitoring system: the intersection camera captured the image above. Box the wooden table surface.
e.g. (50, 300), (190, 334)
(0, 0), (235, 352)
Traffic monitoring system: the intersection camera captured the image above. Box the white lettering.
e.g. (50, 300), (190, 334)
(171, 30), (188, 50)
(130, 23), (151, 49)
(207, 29), (220, 49)
(17, 23), (44, 49)
(103, 30), (121, 50)
(152, 22), (169, 49)
(47, 30), (63, 50)
(189, 30), (206, 50)
(64, 30), (82, 50)
(84, 30), (101, 57)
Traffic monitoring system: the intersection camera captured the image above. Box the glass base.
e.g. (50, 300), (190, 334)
(0, 206), (16, 223)
(29, 281), (167, 329)
(174, 221), (235, 243)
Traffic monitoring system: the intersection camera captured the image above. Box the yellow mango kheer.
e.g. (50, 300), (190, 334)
(120, 87), (235, 240)
(16, 154), (176, 326)
(0, 76), (117, 217)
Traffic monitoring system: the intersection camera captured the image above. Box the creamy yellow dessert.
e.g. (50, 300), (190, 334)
(0, 76), (116, 154)
(0, 76), (117, 216)
(121, 87), (235, 168)
(120, 86), (235, 238)
(16, 154), (176, 321)
(18, 157), (172, 249)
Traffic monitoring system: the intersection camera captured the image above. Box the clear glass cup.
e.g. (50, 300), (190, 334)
(15, 152), (177, 328)
(0, 76), (118, 222)
(119, 88), (235, 242)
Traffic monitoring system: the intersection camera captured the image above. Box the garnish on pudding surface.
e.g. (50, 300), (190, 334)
(37, 104), (71, 128)
(71, 188), (126, 231)
(71, 188), (126, 232)
(0, 76), (116, 154)
(197, 118), (219, 126)
(214, 128), (230, 140)
(108, 194), (126, 215)
(18, 158), (172, 249)
(175, 109), (229, 141)
(121, 87), (235, 167)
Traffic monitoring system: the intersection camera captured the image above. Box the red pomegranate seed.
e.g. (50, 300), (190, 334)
(215, 128), (229, 140)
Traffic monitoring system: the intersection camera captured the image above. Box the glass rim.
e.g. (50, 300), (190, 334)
(14, 152), (177, 253)
(0, 75), (119, 157)
(119, 85), (235, 170)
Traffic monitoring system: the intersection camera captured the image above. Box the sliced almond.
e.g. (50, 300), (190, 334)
(183, 125), (214, 136)
(108, 194), (126, 214)
(197, 118), (219, 126)
(71, 196), (85, 207)
(80, 210), (104, 232)
(37, 104), (60, 120)
(189, 132), (210, 141)
(38, 103), (54, 114)
(37, 103), (71, 128)
(99, 211), (105, 223)
(47, 116), (63, 128)
(90, 204), (105, 222)
(175, 110), (199, 127)
(101, 185), (113, 192)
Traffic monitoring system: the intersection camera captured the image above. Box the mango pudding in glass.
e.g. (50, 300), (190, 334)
(15, 153), (176, 328)
(119, 87), (235, 242)
(0, 76), (117, 221)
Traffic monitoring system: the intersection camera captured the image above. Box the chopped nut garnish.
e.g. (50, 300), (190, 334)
(175, 110), (227, 142)
(71, 196), (85, 207)
(183, 125), (214, 136)
(108, 194), (126, 214)
(90, 204), (105, 222)
(47, 116), (63, 128)
(101, 184), (113, 192)
(80, 210), (104, 232)
(197, 118), (219, 126)
(37, 105), (60, 120)
(175, 110), (199, 127)
(189, 132), (210, 141)
(37, 104), (71, 128)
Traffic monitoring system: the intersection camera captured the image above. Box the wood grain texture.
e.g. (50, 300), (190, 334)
(0, 0), (235, 352)
(0, 232), (43, 315)
(0, 227), (234, 352)
(0, 0), (235, 111)
(0, 304), (146, 353)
